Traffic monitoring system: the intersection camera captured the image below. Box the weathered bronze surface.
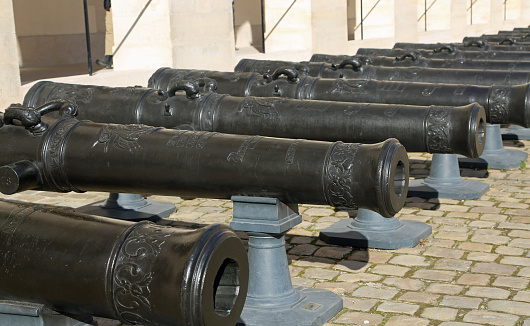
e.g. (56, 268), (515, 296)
(234, 58), (530, 86)
(245, 54), (530, 74)
(0, 101), (408, 217)
(393, 41), (530, 52)
(462, 36), (530, 45)
(308, 53), (530, 71)
(24, 81), (485, 157)
(0, 198), (248, 326)
(148, 68), (530, 127)
(358, 47), (530, 61)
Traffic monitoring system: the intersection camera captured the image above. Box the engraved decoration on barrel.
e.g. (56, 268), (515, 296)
(426, 107), (452, 153)
(112, 223), (172, 325)
(323, 143), (360, 207)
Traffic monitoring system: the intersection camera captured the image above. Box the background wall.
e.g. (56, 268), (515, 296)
(13, 0), (106, 68)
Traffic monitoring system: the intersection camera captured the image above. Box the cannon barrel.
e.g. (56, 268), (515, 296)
(0, 199), (248, 326)
(0, 102), (408, 217)
(308, 53), (530, 72)
(148, 68), (530, 127)
(234, 58), (530, 86)
(393, 42), (530, 52)
(24, 81), (484, 157)
(463, 36), (530, 45)
(355, 47), (530, 61)
(241, 55), (530, 74)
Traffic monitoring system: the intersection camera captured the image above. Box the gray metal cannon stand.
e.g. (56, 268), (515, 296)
(501, 125), (530, 140)
(76, 193), (176, 221)
(0, 301), (93, 326)
(319, 208), (432, 249)
(408, 154), (489, 200)
(230, 196), (342, 326)
(459, 124), (528, 170)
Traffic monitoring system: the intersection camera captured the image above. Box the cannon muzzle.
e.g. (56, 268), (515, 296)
(0, 199), (248, 326)
(0, 102), (408, 217)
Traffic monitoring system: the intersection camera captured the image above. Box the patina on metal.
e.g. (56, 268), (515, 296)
(0, 198), (248, 326)
(308, 52), (530, 72)
(148, 67), (530, 128)
(0, 101), (408, 217)
(463, 36), (530, 45)
(358, 47), (530, 61)
(25, 81), (485, 157)
(393, 41), (530, 52)
(235, 58), (530, 86)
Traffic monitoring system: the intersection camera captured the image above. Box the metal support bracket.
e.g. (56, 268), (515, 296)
(230, 196), (342, 326)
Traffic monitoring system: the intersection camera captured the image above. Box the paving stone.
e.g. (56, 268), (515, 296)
(314, 281), (359, 294)
(472, 263), (517, 276)
(351, 286), (399, 300)
(500, 256), (530, 266)
(466, 251), (499, 262)
(470, 206), (502, 214)
(438, 204), (470, 212)
(456, 273), (491, 286)
(508, 229), (530, 238)
(370, 264), (409, 276)
(399, 292), (440, 304)
(293, 257), (335, 268)
(289, 244), (319, 256)
(377, 301), (419, 315)
(481, 214), (508, 222)
(421, 307), (458, 321)
(519, 267), (530, 277)
(342, 298), (379, 311)
(434, 258), (473, 271)
(499, 222), (530, 231)
(382, 277), (424, 291)
(465, 286), (511, 299)
(464, 200), (495, 207)
(385, 315), (430, 326)
(303, 268), (339, 280)
(513, 291), (530, 303)
(412, 269), (456, 282)
(463, 310), (519, 326)
(314, 246), (351, 259)
(438, 323), (482, 326)
(333, 260), (369, 273)
(488, 300), (530, 316)
(333, 311), (384, 325)
(458, 242), (493, 252)
(495, 245), (525, 255)
(523, 319), (530, 326)
(291, 277), (316, 287)
(424, 247), (464, 259)
(469, 220), (497, 228)
(435, 231), (469, 241)
(446, 212), (480, 219)
(304, 208), (335, 216)
(470, 234), (511, 245)
(493, 276), (530, 289)
(440, 295), (482, 309)
(430, 238), (456, 248)
(337, 273), (383, 283)
(388, 254), (430, 266)
(425, 283), (464, 295)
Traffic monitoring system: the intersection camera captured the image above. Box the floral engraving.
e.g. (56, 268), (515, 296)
(237, 97), (283, 119)
(227, 136), (263, 163)
(167, 130), (217, 149)
(285, 140), (303, 164)
(42, 118), (82, 192)
(50, 85), (94, 104)
(94, 124), (160, 153)
(323, 143), (360, 207)
(112, 223), (171, 325)
(489, 86), (510, 123)
(426, 107), (452, 153)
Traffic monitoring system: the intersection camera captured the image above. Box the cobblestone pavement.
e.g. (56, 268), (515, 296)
(1, 139), (530, 326)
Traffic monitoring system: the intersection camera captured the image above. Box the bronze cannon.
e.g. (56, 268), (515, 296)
(24, 81), (485, 157)
(148, 67), (529, 127)
(0, 199), (248, 326)
(0, 101), (408, 217)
